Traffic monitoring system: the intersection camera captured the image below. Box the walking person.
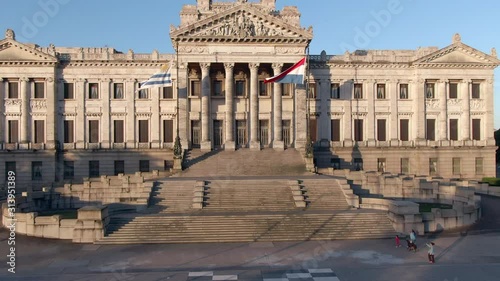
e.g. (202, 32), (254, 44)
(395, 235), (401, 248)
(410, 229), (416, 243)
(426, 242), (435, 263)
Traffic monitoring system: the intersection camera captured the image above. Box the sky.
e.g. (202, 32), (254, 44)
(1, 0), (500, 128)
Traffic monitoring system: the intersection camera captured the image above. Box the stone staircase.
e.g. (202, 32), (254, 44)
(301, 179), (352, 211)
(179, 148), (307, 177)
(146, 180), (197, 214)
(97, 211), (395, 244)
(204, 179), (296, 212)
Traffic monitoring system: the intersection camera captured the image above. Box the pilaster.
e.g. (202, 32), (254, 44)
(272, 63), (284, 150)
(224, 63), (235, 150)
(0, 79), (5, 144)
(366, 79), (375, 143)
(100, 78), (111, 149)
(389, 80), (398, 145)
(45, 77), (56, 149)
(177, 63), (189, 150)
(249, 62), (260, 150)
(485, 78), (495, 143)
(20, 77), (30, 148)
(151, 87), (161, 149)
(438, 79), (448, 141)
(125, 79), (136, 148)
(461, 79), (471, 140)
(414, 78), (425, 142)
(295, 84), (307, 149)
(344, 80), (353, 146)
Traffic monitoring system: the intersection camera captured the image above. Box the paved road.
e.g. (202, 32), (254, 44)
(0, 194), (499, 281)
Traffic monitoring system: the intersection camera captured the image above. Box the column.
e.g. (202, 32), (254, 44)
(200, 62), (212, 151)
(438, 79), (448, 142)
(20, 77), (30, 148)
(151, 87), (161, 149)
(45, 77), (56, 149)
(0, 79), (5, 145)
(125, 78), (136, 148)
(101, 78), (111, 149)
(414, 78), (426, 143)
(177, 63), (189, 150)
(461, 79), (471, 141)
(249, 63), (260, 150)
(366, 80), (375, 144)
(389, 80), (399, 145)
(319, 78), (330, 140)
(295, 84), (307, 149)
(344, 80), (353, 146)
(485, 78), (495, 144)
(75, 78), (86, 149)
(224, 63), (235, 150)
(272, 63), (284, 150)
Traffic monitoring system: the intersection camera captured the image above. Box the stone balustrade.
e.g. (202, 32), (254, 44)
(288, 180), (306, 208)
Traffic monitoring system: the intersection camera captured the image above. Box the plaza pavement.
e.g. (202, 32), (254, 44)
(0, 196), (499, 281)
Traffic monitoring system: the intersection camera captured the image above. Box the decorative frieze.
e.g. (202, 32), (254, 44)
(85, 112), (103, 117)
(425, 99), (440, 109)
(5, 99), (22, 106)
(470, 99), (485, 110)
(30, 100), (47, 110)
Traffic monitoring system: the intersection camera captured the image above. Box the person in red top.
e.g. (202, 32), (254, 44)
(395, 235), (401, 248)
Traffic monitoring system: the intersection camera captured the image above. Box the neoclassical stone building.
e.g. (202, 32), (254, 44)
(0, 0), (498, 191)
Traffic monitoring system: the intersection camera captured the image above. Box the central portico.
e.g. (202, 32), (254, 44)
(170, 0), (313, 151)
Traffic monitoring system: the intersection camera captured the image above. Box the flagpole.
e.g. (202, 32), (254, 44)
(173, 40), (183, 161)
(305, 44), (312, 158)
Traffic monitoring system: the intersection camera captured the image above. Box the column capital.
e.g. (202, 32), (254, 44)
(77, 78), (87, 83)
(271, 63), (283, 72)
(487, 78), (494, 84)
(249, 63), (260, 70)
(461, 79), (472, 84)
(438, 79), (448, 84)
(224, 62), (234, 70)
(200, 62), (211, 71)
(19, 77), (29, 83)
(45, 77), (55, 83)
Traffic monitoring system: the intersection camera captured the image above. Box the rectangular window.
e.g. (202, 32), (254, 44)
(8, 120), (19, 143)
(399, 84), (408, 99)
(89, 120), (99, 143)
(163, 120), (174, 142)
(331, 119), (341, 141)
(377, 158), (386, 172)
(138, 88), (148, 99)
(309, 118), (317, 142)
(139, 160), (150, 173)
(64, 83), (74, 99)
(8, 82), (18, 99)
(34, 82), (44, 98)
(163, 87), (173, 99)
(472, 83), (480, 99)
(426, 82), (435, 99)
(34, 120), (45, 144)
(5, 162), (16, 182)
(353, 158), (363, 171)
(89, 161), (99, 178)
(282, 84), (291, 96)
(190, 80), (201, 97)
(426, 119), (436, 141)
(450, 119), (458, 141)
(354, 83), (363, 99)
(213, 80), (223, 96)
(472, 119), (481, 140)
(429, 158), (438, 176)
(114, 160), (124, 176)
(63, 120), (74, 143)
(63, 161), (74, 180)
(377, 119), (386, 141)
(331, 83), (340, 99)
(401, 158), (410, 174)
(89, 83), (99, 99)
(32, 161), (43, 181)
(354, 119), (364, 141)
(114, 120), (124, 143)
(452, 157), (461, 176)
(113, 83), (124, 99)
(475, 157), (483, 175)
(449, 83), (458, 99)
(259, 81), (268, 96)
(400, 119), (409, 141)
(139, 120), (149, 143)
(377, 84), (386, 99)
(308, 83), (317, 99)
(235, 80), (246, 97)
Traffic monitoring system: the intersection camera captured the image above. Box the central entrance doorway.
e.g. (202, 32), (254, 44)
(213, 120), (223, 149)
(236, 120), (247, 148)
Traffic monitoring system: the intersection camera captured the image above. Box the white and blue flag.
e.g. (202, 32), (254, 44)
(138, 63), (173, 90)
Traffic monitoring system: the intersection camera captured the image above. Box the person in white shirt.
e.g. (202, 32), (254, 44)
(426, 242), (435, 263)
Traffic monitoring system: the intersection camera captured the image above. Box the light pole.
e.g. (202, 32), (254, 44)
(173, 42), (183, 170)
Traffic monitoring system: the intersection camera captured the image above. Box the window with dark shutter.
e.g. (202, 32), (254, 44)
(89, 161), (99, 177)
(449, 83), (458, 99)
(163, 87), (173, 99)
(63, 161), (74, 180)
(114, 160), (125, 176)
(449, 119), (458, 141)
(8, 120), (19, 143)
(163, 120), (174, 142)
(472, 83), (480, 99)
(377, 119), (386, 141)
(8, 82), (19, 99)
(64, 120), (74, 143)
(64, 83), (74, 99)
(472, 119), (481, 140)
(34, 120), (45, 143)
(32, 162), (43, 180)
(309, 119), (317, 142)
(354, 119), (364, 141)
(139, 120), (149, 143)
(89, 83), (99, 99)
(400, 119), (409, 141)
(139, 160), (150, 172)
(114, 120), (124, 143)
(426, 119), (436, 141)
(331, 119), (340, 141)
(34, 82), (44, 98)
(114, 83), (124, 99)
(89, 120), (99, 143)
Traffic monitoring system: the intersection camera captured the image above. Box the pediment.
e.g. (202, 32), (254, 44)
(170, 5), (313, 44)
(413, 42), (500, 67)
(0, 39), (57, 63)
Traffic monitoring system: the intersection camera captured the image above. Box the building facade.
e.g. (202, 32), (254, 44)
(0, 0), (498, 191)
